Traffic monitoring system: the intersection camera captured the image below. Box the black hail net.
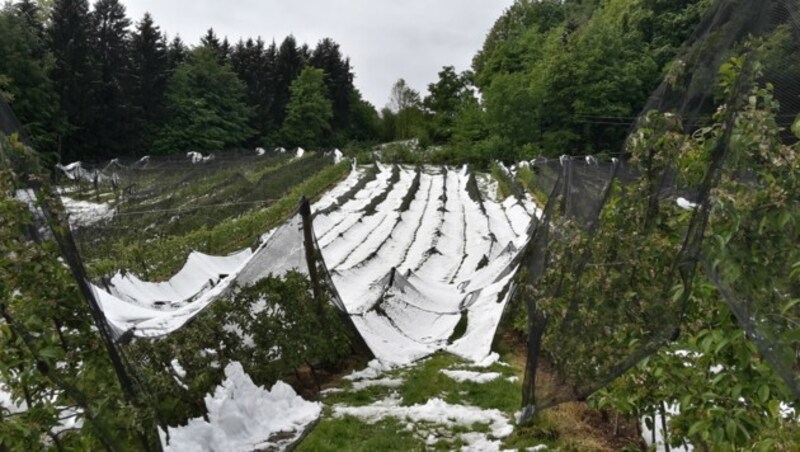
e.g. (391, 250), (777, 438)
(518, 0), (800, 418)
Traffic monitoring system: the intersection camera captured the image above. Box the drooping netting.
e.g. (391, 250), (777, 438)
(0, 100), (163, 449)
(517, 0), (800, 418)
(91, 162), (538, 367)
(61, 148), (338, 268)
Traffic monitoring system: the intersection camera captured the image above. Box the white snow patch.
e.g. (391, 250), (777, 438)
(676, 197), (698, 211)
(441, 370), (501, 384)
(171, 359), (187, 379)
(344, 359), (396, 381)
(641, 404), (692, 452)
(351, 378), (404, 391)
(333, 394), (514, 450)
(60, 196), (115, 227)
(162, 362), (321, 452)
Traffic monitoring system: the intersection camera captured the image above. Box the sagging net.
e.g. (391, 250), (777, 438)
(0, 103), (162, 449)
(94, 161), (539, 433)
(62, 149), (339, 276)
(516, 0), (800, 417)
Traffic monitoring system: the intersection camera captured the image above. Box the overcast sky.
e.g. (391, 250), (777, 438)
(122, 0), (513, 109)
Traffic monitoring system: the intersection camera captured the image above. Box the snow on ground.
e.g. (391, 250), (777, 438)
(333, 394), (513, 451)
(351, 377), (404, 391)
(60, 196), (115, 227)
(441, 370), (502, 384)
(161, 362), (321, 452)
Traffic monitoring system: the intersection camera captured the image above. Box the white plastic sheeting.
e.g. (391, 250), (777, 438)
(94, 250), (252, 337)
(93, 163), (540, 366)
(314, 164), (539, 365)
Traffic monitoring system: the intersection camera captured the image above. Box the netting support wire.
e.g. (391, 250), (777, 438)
(519, 168), (564, 425)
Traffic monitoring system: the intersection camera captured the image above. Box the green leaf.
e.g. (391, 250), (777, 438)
(792, 114), (800, 139)
(758, 384), (770, 403)
(725, 419), (738, 441)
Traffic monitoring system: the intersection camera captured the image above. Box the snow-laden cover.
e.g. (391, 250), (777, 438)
(60, 196), (115, 227)
(187, 151), (203, 163)
(161, 362), (321, 452)
(676, 197), (698, 211)
(56, 161), (88, 181)
(313, 164), (538, 365)
(107, 250), (252, 309)
(94, 163), (540, 366)
(95, 249), (253, 338)
(441, 370), (502, 384)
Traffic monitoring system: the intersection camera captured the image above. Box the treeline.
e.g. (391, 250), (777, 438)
(0, 0), (381, 162)
(381, 0), (710, 164)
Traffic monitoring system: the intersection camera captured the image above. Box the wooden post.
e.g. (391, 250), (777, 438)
(300, 196), (322, 301)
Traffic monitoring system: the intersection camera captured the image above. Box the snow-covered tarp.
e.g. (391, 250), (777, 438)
(161, 362), (321, 451)
(312, 164), (539, 365)
(94, 250), (252, 337)
(94, 163), (540, 366)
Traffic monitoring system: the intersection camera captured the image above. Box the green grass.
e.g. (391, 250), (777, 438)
(299, 351), (544, 450)
(321, 385), (398, 407)
(396, 354), (462, 406)
(297, 416), (426, 452)
(491, 164), (514, 199)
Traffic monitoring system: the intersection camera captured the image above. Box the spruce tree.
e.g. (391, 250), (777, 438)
(155, 47), (253, 154)
(272, 35), (305, 133)
(48, 0), (95, 161)
(200, 28), (228, 64)
(310, 38), (354, 136)
(279, 66), (332, 148)
(129, 12), (168, 153)
(90, 0), (131, 157)
(15, 0), (45, 44)
(0, 5), (65, 151)
(230, 37), (275, 144)
(167, 35), (188, 71)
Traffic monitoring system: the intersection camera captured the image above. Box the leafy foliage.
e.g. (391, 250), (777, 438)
(280, 67), (333, 148)
(154, 47), (253, 154)
(0, 135), (154, 449)
(130, 272), (352, 426)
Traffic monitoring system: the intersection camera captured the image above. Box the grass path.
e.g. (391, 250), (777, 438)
(296, 333), (641, 451)
(298, 353), (540, 451)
